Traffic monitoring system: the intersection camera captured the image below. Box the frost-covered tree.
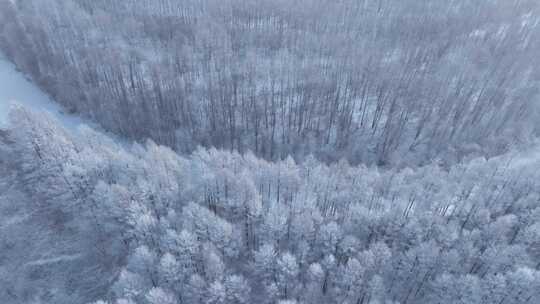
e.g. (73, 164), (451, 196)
(3, 104), (540, 303)
(3, 0), (540, 166)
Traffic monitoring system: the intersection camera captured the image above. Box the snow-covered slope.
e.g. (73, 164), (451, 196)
(0, 55), (83, 129)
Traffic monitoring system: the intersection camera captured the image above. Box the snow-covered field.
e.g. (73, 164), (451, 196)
(0, 55), (83, 129)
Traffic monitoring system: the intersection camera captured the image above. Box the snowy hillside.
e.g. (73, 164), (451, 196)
(0, 55), (122, 304)
(0, 55), (83, 129)
(1, 1), (540, 304)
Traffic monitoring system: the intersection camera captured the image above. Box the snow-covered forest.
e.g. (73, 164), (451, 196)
(1, 1), (540, 304)
(3, 0), (540, 165)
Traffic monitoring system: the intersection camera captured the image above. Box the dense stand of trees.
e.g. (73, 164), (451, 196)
(2, 0), (540, 165)
(2, 1), (540, 303)
(3, 105), (539, 304)
(0, 110), (124, 303)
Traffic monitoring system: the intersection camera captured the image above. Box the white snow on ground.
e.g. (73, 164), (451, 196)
(25, 254), (82, 267)
(505, 140), (540, 169)
(0, 213), (30, 229)
(0, 54), (84, 129)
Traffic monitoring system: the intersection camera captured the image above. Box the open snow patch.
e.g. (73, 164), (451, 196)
(0, 55), (84, 130)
